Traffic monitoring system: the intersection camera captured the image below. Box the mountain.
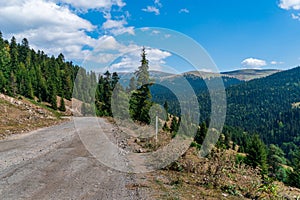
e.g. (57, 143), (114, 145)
(118, 70), (243, 89)
(221, 69), (281, 81)
(150, 66), (300, 159)
(117, 70), (175, 88)
(225, 67), (300, 151)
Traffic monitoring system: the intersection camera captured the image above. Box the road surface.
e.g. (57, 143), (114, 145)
(0, 118), (150, 200)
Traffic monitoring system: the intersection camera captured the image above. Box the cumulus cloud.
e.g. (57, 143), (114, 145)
(54, 0), (126, 11)
(279, 0), (300, 10)
(241, 58), (267, 68)
(0, 0), (170, 72)
(102, 18), (134, 35)
(142, 6), (160, 15)
(179, 8), (190, 14)
(0, 0), (95, 33)
(0, 0), (97, 60)
(0, 0), (133, 62)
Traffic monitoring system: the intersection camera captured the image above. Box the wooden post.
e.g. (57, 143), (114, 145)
(155, 116), (158, 143)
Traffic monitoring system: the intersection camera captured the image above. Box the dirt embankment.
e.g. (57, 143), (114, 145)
(0, 94), (67, 139)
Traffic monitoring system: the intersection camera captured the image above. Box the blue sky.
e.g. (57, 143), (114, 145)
(1, 0), (300, 72)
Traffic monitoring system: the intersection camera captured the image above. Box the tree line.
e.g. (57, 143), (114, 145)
(0, 31), (78, 110)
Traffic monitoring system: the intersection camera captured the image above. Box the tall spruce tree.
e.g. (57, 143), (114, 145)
(129, 47), (152, 124)
(245, 134), (268, 174)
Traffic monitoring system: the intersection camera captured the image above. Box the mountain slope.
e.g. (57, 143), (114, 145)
(225, 66), (300, 155)
(221, 69), (281, 81)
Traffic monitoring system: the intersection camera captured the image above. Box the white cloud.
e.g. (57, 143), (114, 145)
(279, 0), (300, 10)
(292, 13), (300, 20)
(101, 9), (134, 35)
(102, 19), (126, 29)
(54, 0), (126, 11)
(0, 0), (133, 62)
(154, 0), (162, 7)
(0, 0), (97, 61)
(241, 58), (267, 68)
(0, 0), (95, 33)
(179, 8), (190, 14)
(142, 6), (160, 15)
(270, 61), (284, 65)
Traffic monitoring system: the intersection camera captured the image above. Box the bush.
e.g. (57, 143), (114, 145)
(190, 141), (201, 150)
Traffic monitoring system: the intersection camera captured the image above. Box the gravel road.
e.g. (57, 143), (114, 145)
(0, 118), (151, 200)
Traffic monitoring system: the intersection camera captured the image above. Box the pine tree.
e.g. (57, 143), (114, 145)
(48, 82), (57, 110)
(0, 71), (6, 92)
(9, 36), (19, 73)
(163, 101), (169, 113)
(59, 96), (66, 112)
(129, 47), (152, 124)
(245, 134), (268, 174)
(111, 72), (119, 89)
(0, 38), (11, 84)
(287, 149), (300, 188)
(135, 47), (150, 88)
(103, 70), (112, 116)
(195, 122), (207, 145)
(268, 144), (287, 181)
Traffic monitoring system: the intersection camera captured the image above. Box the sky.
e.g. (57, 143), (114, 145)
(1, 0), (300, 73)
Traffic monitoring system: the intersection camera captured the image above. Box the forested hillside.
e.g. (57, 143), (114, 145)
(0, 32), (78, 108)
(225, 67), (300, 155)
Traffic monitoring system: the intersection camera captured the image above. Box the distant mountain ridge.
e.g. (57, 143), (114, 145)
(118, 69), (283, 85)
(221, 69), (282, 81)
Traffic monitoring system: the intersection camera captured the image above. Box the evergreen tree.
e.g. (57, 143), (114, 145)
(194, 122), (207, 145)
(0, 71), (6, 92)
(245, 134), (268, 174)
(59, 96), (66, 112)
(9, 36), (19, 73)
(129, 47), (152, 124)
(103, 70), (112, 116)
(111, 72), (119, 89)
(170, 116), (179, 138)
(163, 101), (169, 113)
(268, 144), (287, 181)
(135, 47), (150, 87)
(287, 149), (300, 188)
(48, 82), (57, 110)
(0, 39), (11, 84)
(95, 75), (105, 116)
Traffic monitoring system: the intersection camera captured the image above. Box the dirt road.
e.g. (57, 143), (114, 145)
(0, 118), (150, 200)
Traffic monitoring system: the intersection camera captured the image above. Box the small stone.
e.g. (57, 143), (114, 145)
(222, 193), (228, 197)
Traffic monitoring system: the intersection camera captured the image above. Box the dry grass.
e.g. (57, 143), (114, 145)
(137, 147), (300, 199)
(0, 94), (67, 139)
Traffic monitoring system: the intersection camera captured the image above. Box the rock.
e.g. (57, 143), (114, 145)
(222, 193), (228, 197)
(135, 138), (140, 143)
